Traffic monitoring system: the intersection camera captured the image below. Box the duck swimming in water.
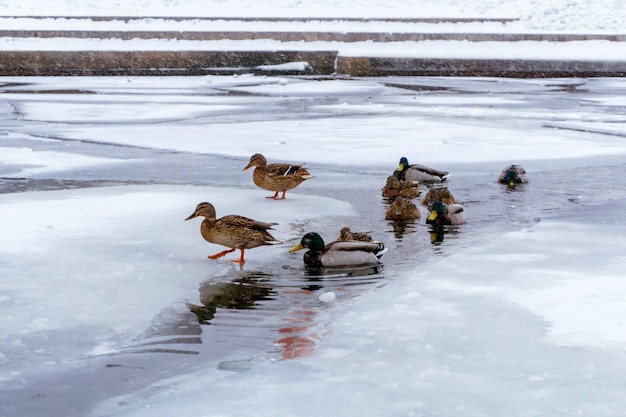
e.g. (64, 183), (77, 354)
(426, 201), (466, 226)
(381, 175), (421, 199)
(421, 185), (456, 206)
(393, 157), (448, 183)
(337, 226), (374, 242)
(290, 232), (387, 268)
(385, 196), (421, 221)
(498, 164), (528, 188)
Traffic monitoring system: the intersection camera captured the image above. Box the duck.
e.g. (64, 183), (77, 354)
(421, 185), (456, 206)
(381, 175), (421, 199)
(338, 226), (374, 242)
(185, 202), (280, 264)
(289, 232), (387, 268)
(498, 164), (528, 188)
(385, 196), (421, 221)
(243, 153), (314, 200)
(426, 201), (466, 226)
(393, 157), (448, 183)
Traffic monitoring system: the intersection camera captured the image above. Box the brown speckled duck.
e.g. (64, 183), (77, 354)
(185, 202), (280, 264)
(385, 196), (421, 221)
(338, 226), (374, 242)
(243, 153), (314, 200)
(381, 175), (421, 199)
(421, 186), (457, 206)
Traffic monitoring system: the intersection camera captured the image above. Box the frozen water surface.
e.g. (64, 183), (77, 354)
(1, 75), (626, 416)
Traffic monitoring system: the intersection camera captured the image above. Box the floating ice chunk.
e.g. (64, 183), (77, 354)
(319, 292), (336, 303)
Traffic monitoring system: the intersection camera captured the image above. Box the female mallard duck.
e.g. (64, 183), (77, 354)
(381, 175), (420, 199)
(393, 157), (448, 183)
(338, 226), (374, 242)
(385, 196), (421, 221)
(290, 232), (387, 267)
(185, 202), (280, 264)
(426, 201), (466, 226)
(498, 164), (528, 188)
(421, 185), (456, 206)
(243, 153), (314, 200)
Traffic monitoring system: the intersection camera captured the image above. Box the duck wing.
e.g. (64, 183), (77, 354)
(219, 215), (277, 230)
(446, 204), (467, 225)
(266, 162), (308, 177)
(320, 241), (387, 267)
(409, 163), (448, 178)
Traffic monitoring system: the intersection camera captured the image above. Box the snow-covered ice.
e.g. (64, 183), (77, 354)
(2, 73), (626, 417)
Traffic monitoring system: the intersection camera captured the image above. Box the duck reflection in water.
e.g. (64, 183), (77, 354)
(429, 225), (446, 245)
(187, 276), (273, 324)
(387, 218), (418, 240)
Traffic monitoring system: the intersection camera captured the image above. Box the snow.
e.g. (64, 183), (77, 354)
(1, 1), (626, 416)
(1, 0), (625, 61)
(1, 0), (625, 33)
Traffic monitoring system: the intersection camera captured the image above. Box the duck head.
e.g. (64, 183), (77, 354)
(428, 201), (446, 221)
(289, 232), (326, 253)
(398, 157), (409, 172)
(243, 153), (267, 171)
(185, 202), (217, 221)
(503, 169), (518, 188)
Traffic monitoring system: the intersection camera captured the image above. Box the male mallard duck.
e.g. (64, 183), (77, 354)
(185, 202), (280, 264)
(421, 185), (456, 206)
(381, 175), (420, 199)
(393, 157), (448, 183)
(243, 153), (314, 200)
(385, 196), (421, 221)
(498, 164), (528, 188)
(426, 201), (466, 226)
(338, 226), (374, 242)
(290, 232), (387, 267)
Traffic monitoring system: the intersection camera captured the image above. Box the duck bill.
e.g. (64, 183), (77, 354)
(508, 180), (516, 188)
(289, 242), (304, 253)
(185, 212), (198, 221)
(397, 164), (405, 172)
(428, 211), (438, 221)
(242, 163), (253, 171)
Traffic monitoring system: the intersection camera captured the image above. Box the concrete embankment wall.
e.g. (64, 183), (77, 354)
(0, 50), (339, 76)
(1, 17), (625, 77)
(2, 50), (625, 78)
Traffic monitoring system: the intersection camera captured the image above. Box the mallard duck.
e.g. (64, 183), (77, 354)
(498, 164), (528, 188)
(421, 185), (456, 206)
(243, 153), (314, 200)
(185, 202), (280, 264)
(338, 226), (374, 242)
(393, 157), (448, 183)
(385, 196), (421, 221)
(381, 175), (420, 199)
(290, 232), (387, 267)
(426, 201), (466, 226)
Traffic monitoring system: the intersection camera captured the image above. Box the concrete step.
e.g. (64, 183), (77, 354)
(0, 15), (518, 23)
(2, 30), (624, 42)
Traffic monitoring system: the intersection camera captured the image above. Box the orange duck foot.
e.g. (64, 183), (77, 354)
(266, 190), (287, 200)
(228, 249), (246, 264)
(207, 248), (236, 259)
